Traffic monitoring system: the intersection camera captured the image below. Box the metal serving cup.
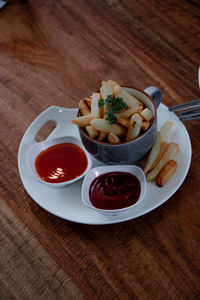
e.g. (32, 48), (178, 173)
(78, 86), (162, 164)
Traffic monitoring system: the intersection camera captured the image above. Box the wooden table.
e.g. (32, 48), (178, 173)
(1, 1), (199, 299)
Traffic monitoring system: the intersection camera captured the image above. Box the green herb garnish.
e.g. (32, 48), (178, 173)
(98, 98), (105, 108)
(98, 95), (128, 124)
(105, 110), (117, 125)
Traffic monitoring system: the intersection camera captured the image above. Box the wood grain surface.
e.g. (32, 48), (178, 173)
(0, 0), (200, 299)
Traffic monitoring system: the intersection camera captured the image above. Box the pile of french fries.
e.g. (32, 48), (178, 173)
(143, 121), (179, 187)
(71, 80), (153, 144)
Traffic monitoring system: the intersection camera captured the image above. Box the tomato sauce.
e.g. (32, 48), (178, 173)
(89, 172), (141, 210)
(35, 143), (88, 183)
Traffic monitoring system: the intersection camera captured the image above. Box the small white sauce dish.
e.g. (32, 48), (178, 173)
(81, 165), (146, 216)
(27, 136), (92, 187)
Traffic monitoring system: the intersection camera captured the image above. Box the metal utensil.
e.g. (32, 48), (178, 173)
(168, 99), (200, 112)
(168, 100), (200, 121)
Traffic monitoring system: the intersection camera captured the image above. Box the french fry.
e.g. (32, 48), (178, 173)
(71, 114), (92, 127)
(156, 160), (177, 187)
(79, 100), (91, 116)
(91, 118), (126, 137)
(140, 108), (153, 121)
(117, 116), (129, 128)
(143, 132), (161, 174)
(115, 107), (143, 118)
(160, 121), (173, 141)
(108, 132), (120, 144)
(141, 121), (150, 131)
(100, 81), (113, 115)
(107, 80), (119, 92)
(146, 142), (179, 181)
(151, 141), (168, 170)
(100, 81), (113, 99)
(113, 85), (142, 109)
(86, 125), (98, 139)
(85, 97), (92, 108)
(98, 131), (107, 141)
(91, 93), (101, 118)
(126, 113), (142, 141)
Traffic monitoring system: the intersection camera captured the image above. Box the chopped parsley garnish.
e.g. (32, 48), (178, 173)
(98, 95), (128, 124)
(98, 98), (105, 108)
(105, 110), (117, 125)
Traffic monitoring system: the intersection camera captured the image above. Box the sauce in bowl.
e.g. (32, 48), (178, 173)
(35, 143), (88, 183)
(89, 171), (141, 210)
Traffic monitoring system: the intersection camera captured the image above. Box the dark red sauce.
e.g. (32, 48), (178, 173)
(89, 171), (141, 210)
(35, 143), (88, 183)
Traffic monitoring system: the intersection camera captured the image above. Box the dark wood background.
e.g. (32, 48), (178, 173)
(0, 0), (199, 299)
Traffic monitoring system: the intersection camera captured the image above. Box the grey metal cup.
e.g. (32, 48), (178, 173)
(78, 86), (162, 165)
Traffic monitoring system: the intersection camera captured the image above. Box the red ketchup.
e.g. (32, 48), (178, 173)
(89, 171), (141, 210)
(35, 143), (88, 183)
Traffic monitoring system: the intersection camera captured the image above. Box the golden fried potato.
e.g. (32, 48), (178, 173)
(86, 125), (98, 139)
(100, 80), (113, 99)
(71, 115), (92, 127)
(90, 118), (126, 137)
(113, 85), (142, 108)
(115, 107), (142, 118)
(151, 141), (168, 170)
(143, 132), (161, 174)
(107, 80), (119, 92)
(79, 100), (91, 116)
(117, 116), (129, 128)
(156, 160), (177, 187)
(108, 132), (120, 144)
(141, 121), (151, 131)
(146, 142), (179, 181)
(160, 121), (173, 141)
(85, 97), (92, 108)
(100, 81), (113, 116)
(98, 131), (107, 141)
(140, 108), (153, 121)
(91, 93), (101, 118)
(126, 113), (142, 141)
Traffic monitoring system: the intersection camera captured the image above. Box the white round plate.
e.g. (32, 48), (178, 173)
(18, 105), (192, 225)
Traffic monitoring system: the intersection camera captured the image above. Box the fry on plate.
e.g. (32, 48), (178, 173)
(146, 142), (179, 181)
(143, 132), (161, 174)
(156, 159), (177, 187)
(160, 121), (173, 141)
(151, 141), (168, 170)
